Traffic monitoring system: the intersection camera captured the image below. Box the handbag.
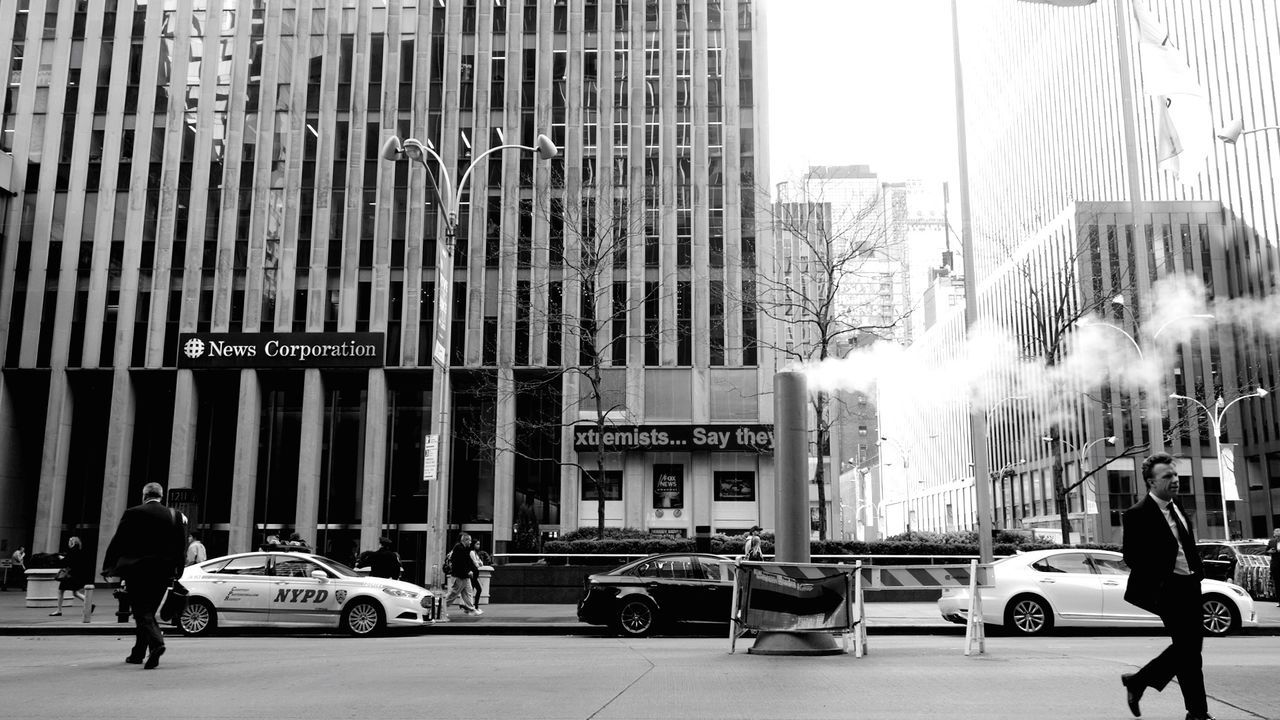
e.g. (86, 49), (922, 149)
(54, 567), (71, 581)
(158, 580), (189, 623)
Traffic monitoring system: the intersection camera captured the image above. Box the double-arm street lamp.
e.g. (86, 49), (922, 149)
(1216, 118), (1280, 144)
(1078, 304), (1214, 452)
(1168, 388), (1269, 541)
(880, 435), (935, 537)
(380, 132), (557, 580)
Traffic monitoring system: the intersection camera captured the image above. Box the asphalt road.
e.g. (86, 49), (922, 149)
(1, 633), (1277, 719)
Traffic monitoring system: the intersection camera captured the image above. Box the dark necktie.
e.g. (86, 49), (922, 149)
(1166, 504), (1199, 574)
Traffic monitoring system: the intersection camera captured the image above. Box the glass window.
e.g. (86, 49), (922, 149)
(1031, 553), (1094, 574)
(697, 557), (728, 582)
(634, 556), (697, 579)
(1089, 555), (1129, 575)
(215, 555), (271, 576)
(581, 469), (622, 501)
(273, 557), (332, 578)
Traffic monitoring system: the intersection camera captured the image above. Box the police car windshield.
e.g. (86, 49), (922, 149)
(319, 560), (362, 577)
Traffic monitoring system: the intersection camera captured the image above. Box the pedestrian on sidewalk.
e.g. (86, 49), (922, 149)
(366, 537), (403, 580)
(185, 531), (207, 567)
(743, 526), (764, 561)
(4, 546), (25, 591)
(443, 532), (482, 617)
(1119, 452), (1214, 720)
(1266, 528), (1280, 606)
(468, 539), (485, 605)
(102, 482), (187, 670)
(50, 536), (91, 616)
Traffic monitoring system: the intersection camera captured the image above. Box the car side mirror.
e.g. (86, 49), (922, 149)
(311, 570), (328, 580)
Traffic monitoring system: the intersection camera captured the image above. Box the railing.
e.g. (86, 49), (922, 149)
(492, 553), (1006, 566)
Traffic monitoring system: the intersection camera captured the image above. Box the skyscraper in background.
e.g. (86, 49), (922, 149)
(880, 0), (1280, 542)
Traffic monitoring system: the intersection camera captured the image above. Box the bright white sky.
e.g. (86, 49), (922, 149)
(766, 0), (960, 188)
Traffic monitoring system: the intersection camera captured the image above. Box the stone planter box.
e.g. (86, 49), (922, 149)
(477, 566), (493, 605)
(25, 568), (60, 608)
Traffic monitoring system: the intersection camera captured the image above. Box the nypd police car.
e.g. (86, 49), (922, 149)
(176, 551), (438, 637)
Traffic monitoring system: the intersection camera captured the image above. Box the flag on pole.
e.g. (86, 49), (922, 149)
(1131, 1), (1211, 184)
(1219, 443), (1240, 502)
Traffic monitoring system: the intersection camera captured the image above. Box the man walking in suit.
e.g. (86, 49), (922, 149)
(1120, 452), (1213, 720)
(103, 482), (187, 669)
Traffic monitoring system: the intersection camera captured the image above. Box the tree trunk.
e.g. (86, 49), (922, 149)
(813, 394), (828, 541)
(1052, 430), (1072, 546)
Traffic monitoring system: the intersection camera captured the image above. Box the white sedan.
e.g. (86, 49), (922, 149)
(937, 548), (1256, 636)
(176, 551), (438, 637)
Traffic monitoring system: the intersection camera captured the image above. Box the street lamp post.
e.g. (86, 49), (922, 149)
(380, 132), (557, 583)
(880, 435), (933, 537)
(1169, 388), (1269, 541)
(1216, 118), (1280, 144)
(1077, 308), (1213, 452)
(989, 457), (1025, 531)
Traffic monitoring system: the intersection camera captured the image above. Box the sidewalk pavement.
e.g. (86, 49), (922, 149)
(2, 584), (1278, 636)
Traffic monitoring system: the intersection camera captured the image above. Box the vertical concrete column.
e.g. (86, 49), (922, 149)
(0, 376), (28, 549)
(32, 372), (74, 554)
(492, 367), (515, 545)
(359, 369), (388, 551)
(228, 370), (261, 554)
(624, 459), (644, 529)
(692, 452), (712, 531)
(96, 369), (137, 571)
(773, 371), (809, 563)
(294, 369), (324, 549)
(167, 369), (199, 491)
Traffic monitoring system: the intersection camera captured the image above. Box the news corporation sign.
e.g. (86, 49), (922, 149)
(176, 332), (385, 369)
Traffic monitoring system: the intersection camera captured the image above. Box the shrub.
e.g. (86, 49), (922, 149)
(556, 526), (655, 543)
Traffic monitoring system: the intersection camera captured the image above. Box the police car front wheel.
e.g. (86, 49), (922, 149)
(342, 599), (385, 637)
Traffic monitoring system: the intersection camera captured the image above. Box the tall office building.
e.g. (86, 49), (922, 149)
(0, 0), (773, 578)
(880, 0), (1280, 542)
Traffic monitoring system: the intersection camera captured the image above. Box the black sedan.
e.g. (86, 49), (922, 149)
(577, 553), (735, 637)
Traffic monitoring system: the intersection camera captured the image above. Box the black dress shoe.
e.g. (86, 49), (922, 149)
(143, 646), (165, 669)
(1121, 673), (1143, 718)
(125, 653), (144, 665)
(1185, 714), (1216, 720)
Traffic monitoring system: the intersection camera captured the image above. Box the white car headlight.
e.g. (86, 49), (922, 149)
(381, 587), (419, 599)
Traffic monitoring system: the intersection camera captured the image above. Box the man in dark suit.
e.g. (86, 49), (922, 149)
(1120, 452), (1213, 720)
(103, 482), (187, 669)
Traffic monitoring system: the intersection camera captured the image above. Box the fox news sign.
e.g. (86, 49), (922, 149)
(177, 332), (385, 369)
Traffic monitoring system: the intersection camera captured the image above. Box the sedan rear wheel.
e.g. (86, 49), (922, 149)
(1201, 594), (1240, 637)
(342, 599), (385, 637)
(615, 597), (658, 637)
(178, 598), (216, 637)
(1004, 595), (1053, 636)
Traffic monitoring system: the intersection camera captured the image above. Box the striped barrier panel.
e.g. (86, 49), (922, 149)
(860, 564), (993, 590)
(851, 561), (994, 657)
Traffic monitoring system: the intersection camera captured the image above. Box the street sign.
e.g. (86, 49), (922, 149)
(422, 434), (439, 488)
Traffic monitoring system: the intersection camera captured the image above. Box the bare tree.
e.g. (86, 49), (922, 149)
(745, 177), (910, 540)
(451, 179), (664, 540)
(992, 220), (1151, 545)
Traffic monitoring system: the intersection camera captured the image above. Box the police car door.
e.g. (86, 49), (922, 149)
(269, 555), (341, 626)
(207, 554), (274, 626)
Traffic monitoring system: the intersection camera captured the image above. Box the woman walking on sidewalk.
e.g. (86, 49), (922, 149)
(50, 536), (92, 616)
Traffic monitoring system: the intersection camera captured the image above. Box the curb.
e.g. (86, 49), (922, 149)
(5, 623), (1276, 638)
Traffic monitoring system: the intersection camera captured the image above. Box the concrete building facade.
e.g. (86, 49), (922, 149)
(0, 0), (773, 581)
